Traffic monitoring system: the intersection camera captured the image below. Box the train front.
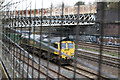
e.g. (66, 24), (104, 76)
(55, 40), (75, 64)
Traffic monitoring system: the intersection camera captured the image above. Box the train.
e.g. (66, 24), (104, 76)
(20, 34), (75, 64)
(2, 31), (21, 43)
(3, 29), (75, 64)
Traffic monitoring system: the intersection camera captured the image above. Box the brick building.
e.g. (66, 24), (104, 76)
(96, 2), (120, 37)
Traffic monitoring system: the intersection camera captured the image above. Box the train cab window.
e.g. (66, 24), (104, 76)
(68, 43), (73, 48)
(60, 43), (66, 49)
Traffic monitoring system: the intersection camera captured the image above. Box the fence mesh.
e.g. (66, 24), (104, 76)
(0, 0), (119, 79)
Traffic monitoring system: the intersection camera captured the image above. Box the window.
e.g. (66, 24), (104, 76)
(68, 43), (73, 49)
(61, 43), (66, 49)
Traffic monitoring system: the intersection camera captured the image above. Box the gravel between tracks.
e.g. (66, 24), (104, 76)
(77, 58), (118, 78)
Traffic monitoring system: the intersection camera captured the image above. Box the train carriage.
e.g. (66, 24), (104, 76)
(2, 31), (21, 43)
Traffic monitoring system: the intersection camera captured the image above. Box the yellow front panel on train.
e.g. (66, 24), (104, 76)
(54, 41), (75, 59)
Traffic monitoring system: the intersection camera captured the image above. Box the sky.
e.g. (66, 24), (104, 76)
(3, 0), (120, 10)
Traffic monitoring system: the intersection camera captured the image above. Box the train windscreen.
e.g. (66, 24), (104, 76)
(61, 43), (66, 49)
(68, 43), (74, 49)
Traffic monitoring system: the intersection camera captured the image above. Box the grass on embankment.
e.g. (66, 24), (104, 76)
(79, 46), (118, 57)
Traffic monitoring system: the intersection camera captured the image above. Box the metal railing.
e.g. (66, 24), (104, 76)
(0, 0), (119, 79)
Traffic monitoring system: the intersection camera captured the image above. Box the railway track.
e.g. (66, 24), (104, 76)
(62, 64), (108, 80)
(3, 41), (118, 79)
(12, 51), (70, 79)
(79, 41), (119, 53)
(9, 46), (93, 79)
(78, 49), (119, 68)
(11, 46), (108, 79)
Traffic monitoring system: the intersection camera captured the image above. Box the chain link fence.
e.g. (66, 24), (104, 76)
(0, 0), (119, 79)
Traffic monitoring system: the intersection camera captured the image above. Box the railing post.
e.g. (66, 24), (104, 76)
(0, 9), (2, 59)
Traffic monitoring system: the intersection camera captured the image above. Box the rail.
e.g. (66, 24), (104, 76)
(79, 41), (119, 53)
(1, 32), (118, 79)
